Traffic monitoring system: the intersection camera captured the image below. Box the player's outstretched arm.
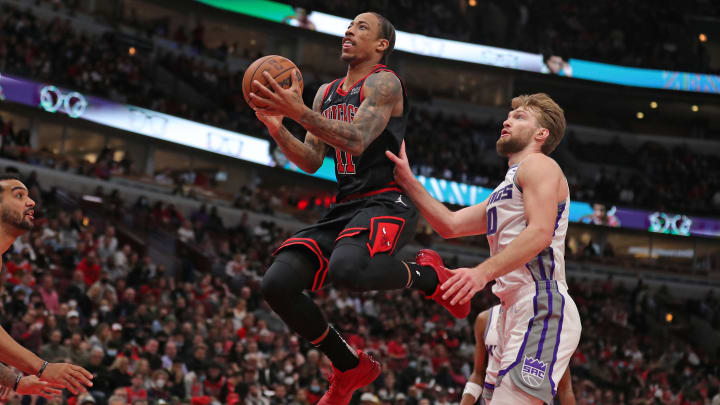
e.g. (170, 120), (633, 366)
(0, 326), (93, 394)
(441, 154), (565, 305)
(255, 84), (328, 174)
(461, 310), (490, 405)
(386, 142), (488, 238)
(251, 70), (401, 155)
(556, 367), (576, 405)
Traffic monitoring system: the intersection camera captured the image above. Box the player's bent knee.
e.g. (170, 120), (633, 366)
(328, 246), (370, 291)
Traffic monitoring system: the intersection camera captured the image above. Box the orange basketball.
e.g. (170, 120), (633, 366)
(242, 55), (304, 109)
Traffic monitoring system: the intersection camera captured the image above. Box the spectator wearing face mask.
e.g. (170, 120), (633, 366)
(148, 369), (171, 402)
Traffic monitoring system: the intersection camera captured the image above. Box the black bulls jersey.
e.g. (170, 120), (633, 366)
(320, 64), (409, 202)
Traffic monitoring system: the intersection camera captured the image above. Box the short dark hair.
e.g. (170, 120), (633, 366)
(0, 174), (23, 196)
(370, 12), (395, 65)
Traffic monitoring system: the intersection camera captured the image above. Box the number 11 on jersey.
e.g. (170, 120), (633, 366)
(336, 149), (356, 174)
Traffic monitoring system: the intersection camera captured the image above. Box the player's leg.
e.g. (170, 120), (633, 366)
(328, 241), (409, 291)
(495, 281), (580, 405)
(260, 247), (327, 342)
(261, 245), (361, 373)
(328, 197), (437, 293)
(329, 195), (470, 318)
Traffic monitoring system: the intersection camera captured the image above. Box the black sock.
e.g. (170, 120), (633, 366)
(407, 263), (439, 296)
(315, 326), (359, 372)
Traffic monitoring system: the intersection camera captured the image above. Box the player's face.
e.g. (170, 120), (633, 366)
(341, 13), (383, 64)
(0, 180), (35, 232)
(497, 107), (543, 157)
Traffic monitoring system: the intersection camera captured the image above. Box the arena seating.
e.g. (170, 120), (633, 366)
(297, 0), (719, 74)
(0, 157), (714, 404)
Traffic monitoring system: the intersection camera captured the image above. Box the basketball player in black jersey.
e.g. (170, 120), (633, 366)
(248, 12), (470, 405)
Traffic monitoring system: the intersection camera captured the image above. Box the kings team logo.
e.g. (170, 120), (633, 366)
(521, 356), (547, 387)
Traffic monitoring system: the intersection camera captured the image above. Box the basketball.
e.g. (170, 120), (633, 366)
(242, 55), (304, 108)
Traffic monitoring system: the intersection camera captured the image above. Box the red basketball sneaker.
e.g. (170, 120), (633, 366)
(318, 350), (381, 405)
(416, 249), (471, 318)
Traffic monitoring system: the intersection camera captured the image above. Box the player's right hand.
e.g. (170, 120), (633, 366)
(385, 141), (414, 187)
(40, 363), (94, 395)
(255, 111), (284, 133)
(17, 375), (64, 399)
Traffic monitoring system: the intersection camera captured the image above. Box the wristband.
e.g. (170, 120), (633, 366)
(36, 361), (48, 377)
(13, 375), (21, 391)
(462, 381), (482, 401)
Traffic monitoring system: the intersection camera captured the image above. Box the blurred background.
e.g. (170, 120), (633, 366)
(0, 0), (719, 404)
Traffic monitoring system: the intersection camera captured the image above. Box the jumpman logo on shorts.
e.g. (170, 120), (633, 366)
(395, 195), (407, 207)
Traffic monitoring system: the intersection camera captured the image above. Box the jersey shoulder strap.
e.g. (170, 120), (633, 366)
(321, 79), (341, 104)
(360, 65), (407, 104)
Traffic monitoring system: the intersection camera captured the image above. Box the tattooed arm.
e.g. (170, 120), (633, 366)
(255, 85), (328, 174)
(296, 71), (402, 155)
(251, 70), (403, 155)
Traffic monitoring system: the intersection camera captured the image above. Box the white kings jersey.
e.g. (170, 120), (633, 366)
(486, 163), (570, 300)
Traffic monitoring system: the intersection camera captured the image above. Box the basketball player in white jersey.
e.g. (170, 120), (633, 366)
(386, 93), (581, 404)
(460, 305), (575, 404)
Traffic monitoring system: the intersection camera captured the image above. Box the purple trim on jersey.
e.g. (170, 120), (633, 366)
(537, 252), (548, 280)
(484, 383), (495, 390)
(549, 281), (565, 397)
(483, 306), (495, 341)
(525, 264), (538, 282)
(553, 203), (566, 236)
(549, 247), (555, 279)
(535, 280), (552, 359)
(498, 283), (539, 377)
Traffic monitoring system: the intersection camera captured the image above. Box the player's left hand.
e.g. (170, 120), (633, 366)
(385, 141), (414, 188)
(441, 267), (488, 305)
(249, 70), (305, 120)
(16, 375), (64, 399)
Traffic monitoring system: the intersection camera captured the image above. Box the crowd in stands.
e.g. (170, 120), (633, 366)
(0, 170), (715, 405)
(297, 0), (718, 74)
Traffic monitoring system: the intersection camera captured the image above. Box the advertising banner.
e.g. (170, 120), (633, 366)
(0, 73), (273, 165)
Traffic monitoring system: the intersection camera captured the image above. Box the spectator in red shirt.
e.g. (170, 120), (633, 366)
(203, 363), (226, 399)
(77, 251), (102, 286)
(124, 372), (148, 403)
(387, 332), (408, 370)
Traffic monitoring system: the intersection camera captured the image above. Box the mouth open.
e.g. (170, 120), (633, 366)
(25, 211), (34, 220)
(342, 38), (355, 50)
(500, 129), (510, 139)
